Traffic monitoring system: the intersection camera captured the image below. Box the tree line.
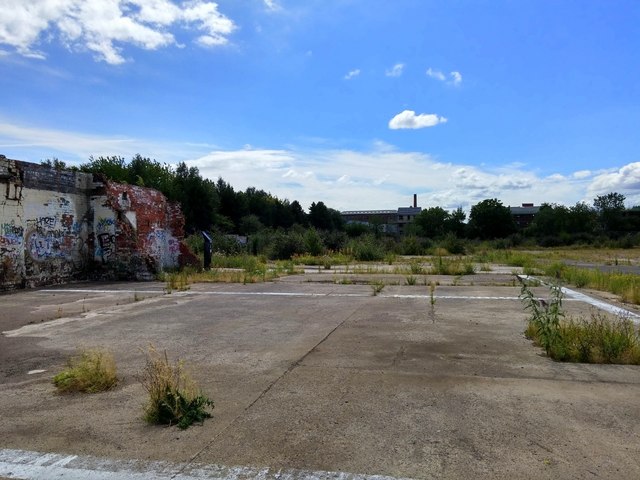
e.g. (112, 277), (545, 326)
(43, 156), (640, 256)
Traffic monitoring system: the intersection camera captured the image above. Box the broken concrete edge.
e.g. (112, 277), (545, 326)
(0, 157), (199, 291)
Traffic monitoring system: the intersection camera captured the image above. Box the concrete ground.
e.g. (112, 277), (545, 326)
(0, 270), (639, 479)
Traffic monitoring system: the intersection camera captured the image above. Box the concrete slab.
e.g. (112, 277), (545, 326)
(0, 275), (639, 479)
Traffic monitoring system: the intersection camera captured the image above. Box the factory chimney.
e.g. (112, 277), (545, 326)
(413, 194), (417, 208)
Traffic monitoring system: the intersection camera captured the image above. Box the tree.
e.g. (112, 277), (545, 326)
(468, 199), (515, 239)
(593, 192), (626, 234)
(309, 201), (333, 230)
(414, 207), (449, 238)
(444, 207), (467, 237)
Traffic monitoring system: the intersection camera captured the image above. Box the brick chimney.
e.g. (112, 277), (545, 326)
(413, 194), (417, 208)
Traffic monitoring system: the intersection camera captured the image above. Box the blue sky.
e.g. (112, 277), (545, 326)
(1, 0), (639, 212)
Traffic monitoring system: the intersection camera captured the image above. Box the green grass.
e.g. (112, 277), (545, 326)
(520, 283), (640, 364)
(428, 256), (475, 275)
(53, 348), (118, 393)
(139, 346), (214, 429)
(543, 263), (640, 305)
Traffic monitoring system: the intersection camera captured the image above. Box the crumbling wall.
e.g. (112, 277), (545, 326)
(91, 181), (184, 279)
(0, 157), (193, 290)
(1, 157), (93, 289)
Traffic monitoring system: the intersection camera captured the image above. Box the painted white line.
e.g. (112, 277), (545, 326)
(0, 448), (414, 480)
(26, 369), (46, 375)
(518, 275), (640, 323)
(39, 289), (165, 294)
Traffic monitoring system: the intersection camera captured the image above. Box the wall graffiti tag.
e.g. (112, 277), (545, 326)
(97, 232), (116, 263)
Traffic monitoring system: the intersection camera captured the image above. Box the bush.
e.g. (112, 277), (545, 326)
(439, 233), (466, 255)
(139, 346), (214, 429)
(53, 348), (118, 393)
(348, 235), (385, 261)
(269, 231), (305, 260)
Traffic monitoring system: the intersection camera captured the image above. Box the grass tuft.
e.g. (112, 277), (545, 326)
(139, 345), (214, 429)
(53, 348), (118, 393)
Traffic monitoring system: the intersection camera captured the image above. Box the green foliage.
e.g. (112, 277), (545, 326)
(429, 256), (475, 275)
(521, 283), (640, 364)
(140, 346), (214, 429)
(348, 235), (385, 261)
(53, 348), (118, 393)
(468, 198), (516, 239)
(304, 228), (325, 256)
(406, 275), (417, 285)
(371, 280), (385, 296)
(520, 283), (564, 355)
(269, 230), (305, 260)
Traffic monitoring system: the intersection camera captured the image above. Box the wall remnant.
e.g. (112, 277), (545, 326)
(0, 156), (195, 290)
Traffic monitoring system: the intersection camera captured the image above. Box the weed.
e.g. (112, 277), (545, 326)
(53, 348), (118, 393)
(139, 345), (214, 429)
(410, 260), (424, 274)
(134, 291), (142, 302)
(406, 275), (417, 286)
(520, 283), (640, 364)
(371, 280), (385, 296)
(429, 282), (436, 306)
(520, 282), (564, 355)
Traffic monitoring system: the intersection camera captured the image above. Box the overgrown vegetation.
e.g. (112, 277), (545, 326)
(520, 282), (640, 364)
(139, 346), (214, 429)
(53, 348), (118, 393)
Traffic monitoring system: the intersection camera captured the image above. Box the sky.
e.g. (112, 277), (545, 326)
(1, 0), (640, 213)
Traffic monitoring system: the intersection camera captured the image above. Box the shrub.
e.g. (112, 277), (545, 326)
(53, 348), (118, 393)
(349, 235), (385, 261)
(139, 346), (214, 429)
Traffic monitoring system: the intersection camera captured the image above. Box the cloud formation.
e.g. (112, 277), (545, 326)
(426, 68), (462, 86)
(2, 119), (638, 211)
(385, 63), (404, 77)
(0, 0), (235, 64)
(388, 110), (447, 130)
(344, 68), (360, 80)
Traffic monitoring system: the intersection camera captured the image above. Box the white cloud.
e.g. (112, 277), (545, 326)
(426, 68), (446, 82)
(344, 68), (360, 80)
(0, 0), (235, 64)
(385, 63), (404, 77)
(263, 0), (281, 11)
(587, 162), (640, 205)
(5, 118), (639, 212)
(450, 71), (462, 86)
(426, 67), (463, 86)
(388, 110), (447, 130)
(0, 120), (213, 163)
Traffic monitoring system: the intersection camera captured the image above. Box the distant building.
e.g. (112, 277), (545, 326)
(510, 203), (540, 229)
(341, 194), (422, 235)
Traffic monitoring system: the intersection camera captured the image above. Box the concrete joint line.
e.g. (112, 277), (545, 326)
(177, 304), (363, 477)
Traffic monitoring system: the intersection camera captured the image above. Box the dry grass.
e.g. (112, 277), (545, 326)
(53, 348), (118, 393)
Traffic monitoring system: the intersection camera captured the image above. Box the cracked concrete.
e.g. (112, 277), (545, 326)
(1, 274), (639, 479)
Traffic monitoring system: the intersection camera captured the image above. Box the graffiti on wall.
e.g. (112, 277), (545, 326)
(146, 229), (180, 268)
(97, 232), (116, 263)
(25, 213), (82, 263)
(94, 216), (116, 263)
(0, 221), (24, 273)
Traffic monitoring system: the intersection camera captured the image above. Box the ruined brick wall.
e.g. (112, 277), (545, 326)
(0, 157), (192, 290)
(92, 181), (184, 279)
